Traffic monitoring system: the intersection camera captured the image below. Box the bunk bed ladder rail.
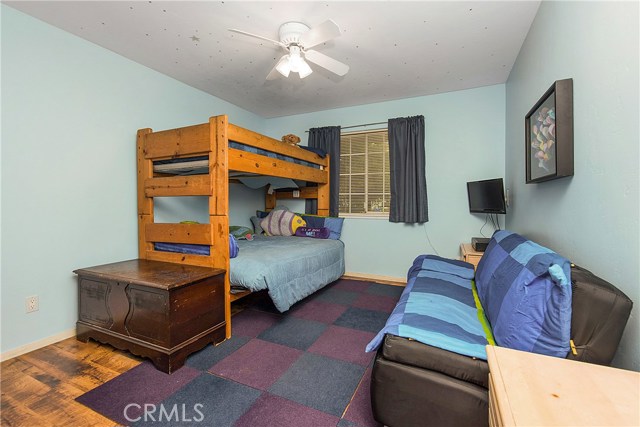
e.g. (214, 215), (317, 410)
(136, 116), (231, 337)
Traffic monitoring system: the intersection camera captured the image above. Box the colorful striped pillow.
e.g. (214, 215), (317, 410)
(260, 210), (306, 236)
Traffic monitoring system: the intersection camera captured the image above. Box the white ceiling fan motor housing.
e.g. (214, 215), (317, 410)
(279, 22), (310, 47)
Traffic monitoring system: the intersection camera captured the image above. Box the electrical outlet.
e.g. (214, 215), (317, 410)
(26, 295), (39, 313)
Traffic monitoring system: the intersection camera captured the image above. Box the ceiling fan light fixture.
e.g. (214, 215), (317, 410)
(275, 56), (291, 77)
(297, 60), (313, 78)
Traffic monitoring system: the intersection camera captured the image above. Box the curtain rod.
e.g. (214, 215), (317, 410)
(304, 121), (387, 133)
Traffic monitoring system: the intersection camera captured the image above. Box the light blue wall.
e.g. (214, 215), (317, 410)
(505, 1), (639, 370)
(154, 184), (264, 228)
(265, 85), (506, 277)
(0, 6), (265, 353)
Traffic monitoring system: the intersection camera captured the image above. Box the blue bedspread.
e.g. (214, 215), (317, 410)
(366, 255), (490, 360)
(155, 236), (344, 312)
(230, 236), (344, 312)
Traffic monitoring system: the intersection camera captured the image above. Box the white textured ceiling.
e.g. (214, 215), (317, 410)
(6, 1), (540, 118)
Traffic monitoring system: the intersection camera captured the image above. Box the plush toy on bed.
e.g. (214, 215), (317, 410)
(281, 134), (301, 146)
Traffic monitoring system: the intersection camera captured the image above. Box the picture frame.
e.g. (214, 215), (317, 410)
(525, 78), (574, 183)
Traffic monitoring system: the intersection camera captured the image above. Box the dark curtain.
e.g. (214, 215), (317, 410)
(305, 126), (341, 216)
(388, 115), (429, 223)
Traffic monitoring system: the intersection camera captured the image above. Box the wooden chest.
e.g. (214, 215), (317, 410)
(75, 259), (226, 373)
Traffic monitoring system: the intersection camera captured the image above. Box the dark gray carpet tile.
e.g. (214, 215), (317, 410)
(315, 288), (360, 305)
(132, 373), (261, 426)
(75, 362), (201, 426)
(334, 307), (390, 333)
(269, 352), (366, 417)
(184, 335), (251, 371)
(338, 419), (359, 427)
(258, 316), (327, 351)
(365, 283), (405, 299)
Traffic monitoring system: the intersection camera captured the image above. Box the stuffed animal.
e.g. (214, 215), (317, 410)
(281, 134), (301, 146)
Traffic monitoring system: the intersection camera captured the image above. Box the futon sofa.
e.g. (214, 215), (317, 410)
(369, 231), (633, 427)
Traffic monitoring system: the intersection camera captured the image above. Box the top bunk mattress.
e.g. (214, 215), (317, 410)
(153, 142), (325, 175)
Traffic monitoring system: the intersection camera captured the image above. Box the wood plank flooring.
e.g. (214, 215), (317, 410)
(1, 338), (141, 426)
(1, 303), (252, 426)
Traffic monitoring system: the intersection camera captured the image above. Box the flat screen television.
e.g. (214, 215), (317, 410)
(467, 178), (507, 214)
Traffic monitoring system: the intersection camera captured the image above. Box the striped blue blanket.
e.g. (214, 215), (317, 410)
(366, 255), (491, 360)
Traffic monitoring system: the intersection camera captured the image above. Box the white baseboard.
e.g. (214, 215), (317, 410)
(1, 328), (76, 362)
(343, 272), (406, 286)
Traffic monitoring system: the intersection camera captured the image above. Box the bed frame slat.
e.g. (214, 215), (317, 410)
(145, 223), (212, 245)
(228, 124), (327, 166)
(228, 148), (327, 183)
(145, 175), (213, 197)
(144, 123), (211, 159)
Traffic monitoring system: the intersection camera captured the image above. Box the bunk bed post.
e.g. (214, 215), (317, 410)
(137, 128), (154, 259)
(317, 155), (331, 216)
(265, 191), (276, 211)
(209, 116), (232, 339)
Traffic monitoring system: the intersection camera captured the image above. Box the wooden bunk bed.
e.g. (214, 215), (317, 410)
(136, 114), (331, 342)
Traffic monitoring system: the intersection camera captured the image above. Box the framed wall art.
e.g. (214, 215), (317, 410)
(525, 78), (574, 183)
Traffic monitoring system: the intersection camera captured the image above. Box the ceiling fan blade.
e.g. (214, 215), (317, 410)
(304, 50), (349, 76)
(266, 55), (290, 80)
(299, 19), (341, 49)
(228, 28), (285, 48)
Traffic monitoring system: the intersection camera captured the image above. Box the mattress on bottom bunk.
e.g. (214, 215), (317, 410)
(230, 236), (345, 312)
(154, 236), (345, 312)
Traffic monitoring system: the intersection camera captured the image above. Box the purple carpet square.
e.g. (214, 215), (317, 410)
(185, 335), (250, 371)
(234, 393), (340, 427)
(232, 309), (282, 338)
(290, 299), (348, 324)
(343, 368), (381, 427)
(332, 279), (372, 293)
(210, 339), (303, 390)
(269, 352), (365, 417)
(308, 325), (376, 366)
(258, 316), (327, 350)
(352, 293), (397, 313)
(366, 283), (404, 298)
(315, 288), (360, 305)
(75, 362), (200, 425)
(132, 373), (261, 426)
(334, 307), (390, 333)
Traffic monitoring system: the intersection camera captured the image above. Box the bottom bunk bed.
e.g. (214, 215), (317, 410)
(155, 235), (345, 312)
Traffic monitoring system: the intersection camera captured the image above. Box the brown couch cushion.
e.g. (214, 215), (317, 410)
(381, 334), (489, 388)
(568, 264), (633, 365)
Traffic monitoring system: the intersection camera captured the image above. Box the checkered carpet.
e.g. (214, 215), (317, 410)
(76, 279), (403, 426)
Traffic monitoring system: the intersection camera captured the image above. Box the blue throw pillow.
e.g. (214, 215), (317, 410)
(475, 230), (572, 358)
(229, 234), (239, 258)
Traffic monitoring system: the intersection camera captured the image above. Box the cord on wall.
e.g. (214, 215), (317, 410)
(423, 223), (440, 256)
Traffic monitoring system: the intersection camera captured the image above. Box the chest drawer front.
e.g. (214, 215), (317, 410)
(78, 278), (113, 328)
(126, 285), (170, 346)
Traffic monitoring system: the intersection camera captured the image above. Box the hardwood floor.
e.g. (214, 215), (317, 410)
(1, 338), (141, 426)
(1, 303), (253, 426)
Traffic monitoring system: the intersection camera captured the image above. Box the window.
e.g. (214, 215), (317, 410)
(339, 129), (390, 216)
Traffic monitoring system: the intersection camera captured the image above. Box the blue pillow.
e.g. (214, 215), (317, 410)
(229, 234), (239, 258)
(299, 214), (344, 240)
(475, 230), (572, 358)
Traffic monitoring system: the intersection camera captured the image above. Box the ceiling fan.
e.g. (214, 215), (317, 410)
(229, 19), (349, 80)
